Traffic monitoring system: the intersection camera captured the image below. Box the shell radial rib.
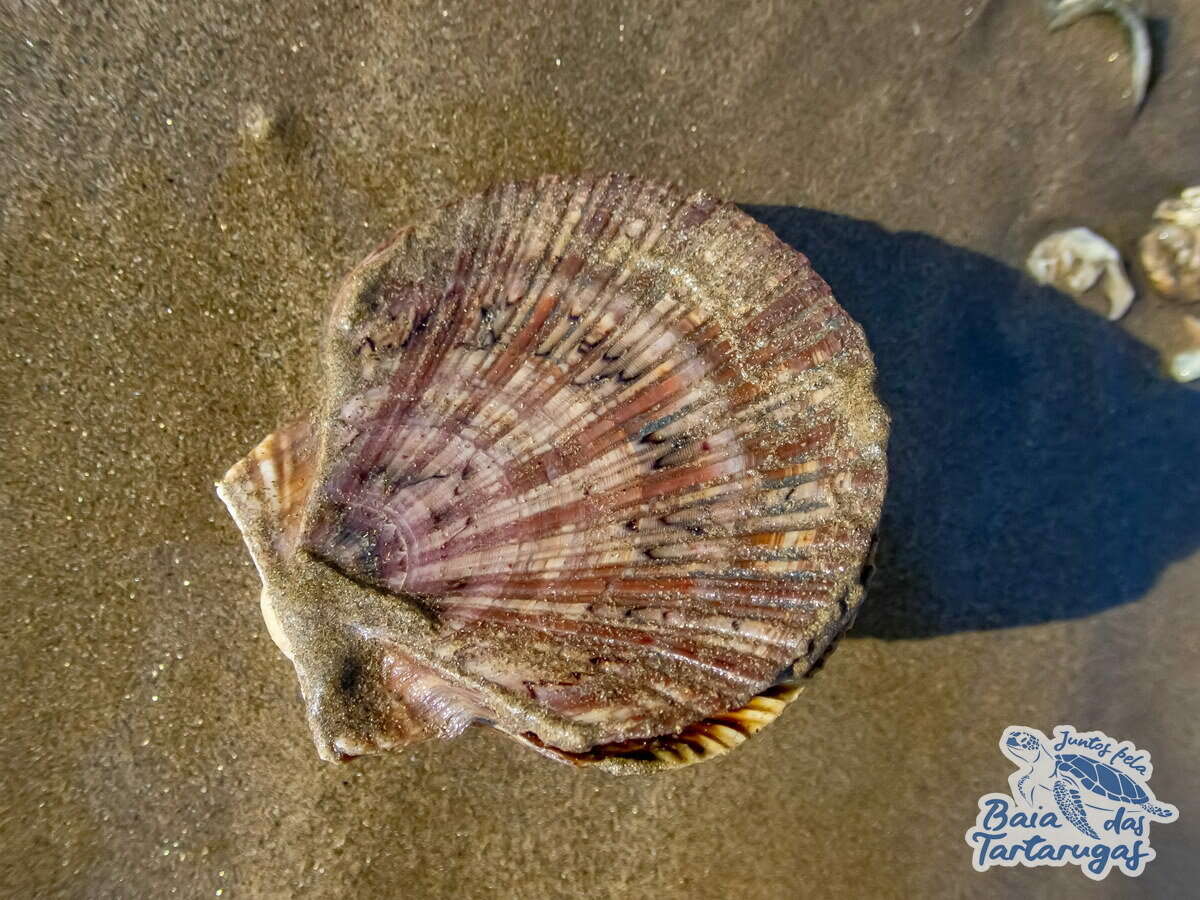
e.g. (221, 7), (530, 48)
(217, 174), (890, 772)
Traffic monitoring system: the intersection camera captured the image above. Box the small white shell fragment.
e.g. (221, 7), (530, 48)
(1167, 315), (1200, 383)
(240, 103), (274, 142)
(1153, 187), (1200, 228)
(1027, 227), (1136, 321)
(1170, 351), (1200, 383)
(1140, 186), (1200, 303)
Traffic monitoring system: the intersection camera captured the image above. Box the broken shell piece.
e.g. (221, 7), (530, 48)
(1044, 0), (1151, 110)
(239, 103), (275, 142)
(1140, 186), (1200, 303)
(1027, 227), (1136, 320)
(217, 174), (890, 773)
(1166, 315), (1200, 383)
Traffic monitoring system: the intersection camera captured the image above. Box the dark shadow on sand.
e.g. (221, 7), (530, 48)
(1146, 16), (1171, 102)
(743, 205), (1200, 639)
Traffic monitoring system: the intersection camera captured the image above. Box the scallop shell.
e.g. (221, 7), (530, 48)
(217, 174), (889, 772)
(1140, 186), (1200, 303)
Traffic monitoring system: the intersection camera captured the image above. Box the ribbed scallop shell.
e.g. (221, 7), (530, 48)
(218, 174), (889, 772)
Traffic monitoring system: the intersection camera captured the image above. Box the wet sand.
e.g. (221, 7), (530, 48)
(1, 1), (1197, 896)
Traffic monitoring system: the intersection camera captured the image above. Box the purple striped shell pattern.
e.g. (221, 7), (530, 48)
(217, 174), (889, 772)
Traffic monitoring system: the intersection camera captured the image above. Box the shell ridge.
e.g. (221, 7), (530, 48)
(441, 606), (784, 692)
(387, 180), (603, 477)
(367, 180), (626, 559)
(437, 596), (799, 664)
(360, 186), (521, 497)
(400, 186), (696, 564)
(455, 182), (687, 469)
(305, 200), (506, 590)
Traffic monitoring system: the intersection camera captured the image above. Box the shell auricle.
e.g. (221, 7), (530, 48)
(218, 174), (889, 772)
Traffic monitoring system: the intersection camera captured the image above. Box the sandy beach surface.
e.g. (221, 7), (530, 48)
(2, 1), (1197, 896)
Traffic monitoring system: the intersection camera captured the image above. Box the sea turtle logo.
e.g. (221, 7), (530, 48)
(966, 725), (1179, 880)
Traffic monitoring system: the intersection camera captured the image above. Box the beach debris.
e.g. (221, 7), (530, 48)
(1044, 0), (1152, 110)
(1140, 186), (1200, 303)
(217, 174), (890, 772)
(239, 103), (275, 142)
(1166, 315), (1200, 382)
(1027, 226), (1136, 320)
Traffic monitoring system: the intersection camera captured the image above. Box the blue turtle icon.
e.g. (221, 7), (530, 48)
(1003, 729), (1176, 839)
